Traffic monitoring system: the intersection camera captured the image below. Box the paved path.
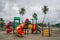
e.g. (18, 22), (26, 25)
(0, 31), (60, 40)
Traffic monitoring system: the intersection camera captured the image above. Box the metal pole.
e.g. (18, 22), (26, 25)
(48, 22), (50, 37)
(42, 14), (46, 36)
(36, 19), (38, 34)
(13, 20), (15, 34)
(32, 19), (33, 34)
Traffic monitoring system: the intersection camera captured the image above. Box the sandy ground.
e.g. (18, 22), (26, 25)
(0, 30), (60, 40)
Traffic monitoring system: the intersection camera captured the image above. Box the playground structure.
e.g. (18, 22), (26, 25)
(13, 17), (20, 33)
(6, 22), (12, 33)
(12, 17), (41, 36)
(31, 18), (41, 34)
(5, 16), (51, 37)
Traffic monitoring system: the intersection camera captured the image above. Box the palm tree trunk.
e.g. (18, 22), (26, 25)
(22, 15), (23, 23)
(42, 14), (46, 36)
(43, 14), (46, 23)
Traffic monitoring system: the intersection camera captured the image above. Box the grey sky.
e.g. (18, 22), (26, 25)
(0, 0), (60, 24)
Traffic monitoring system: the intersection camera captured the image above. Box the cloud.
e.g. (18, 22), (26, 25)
(0, 0), (60, 24)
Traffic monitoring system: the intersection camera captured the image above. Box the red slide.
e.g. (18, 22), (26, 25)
(16, 25), (24, 36)
(6, 22), (12, 33)
(32, 24), (36, 32)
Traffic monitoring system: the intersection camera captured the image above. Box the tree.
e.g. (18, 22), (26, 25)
(33, 12), (37, 19)
(19, 8), (26, 23)
(42, 5), (49, 23)
(42, 5), (49, 36)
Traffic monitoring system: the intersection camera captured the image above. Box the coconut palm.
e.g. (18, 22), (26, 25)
(33, 12), (37, 19)
(19, 8), (26, 23)
(42, 5), (49, 36)
(42, 5), (49, 22)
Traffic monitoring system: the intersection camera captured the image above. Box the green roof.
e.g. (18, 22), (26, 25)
(31, 16), (38, 20)
(14, 17), (20, 20)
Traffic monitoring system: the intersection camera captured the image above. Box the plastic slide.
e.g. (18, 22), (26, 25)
(32, 24), (36, 32)
(37, 25), (41, 33)
(15, 25), (24, 36)
(32, 24), (41, 33)
(6, 22), (12, 33)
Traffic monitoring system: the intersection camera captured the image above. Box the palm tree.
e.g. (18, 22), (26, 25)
(42, 5), (49, 36)
(19, 8), (26, 23)
(33, 12), (37, 19)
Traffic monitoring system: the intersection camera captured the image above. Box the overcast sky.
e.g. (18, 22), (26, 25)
(0, 0), (60, 24)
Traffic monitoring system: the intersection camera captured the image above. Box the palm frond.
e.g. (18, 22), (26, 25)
(42, 5), (49, 14)
(19, 8), (25, 15)
(33, 12), (37, 18)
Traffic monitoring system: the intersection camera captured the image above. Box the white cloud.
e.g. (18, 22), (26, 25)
(0, 0), (60, 24)
(12, 4), (19, 11)
(30, 6), (41, 11)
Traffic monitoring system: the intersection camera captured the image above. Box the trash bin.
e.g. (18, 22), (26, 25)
(43, 29), (49, 37)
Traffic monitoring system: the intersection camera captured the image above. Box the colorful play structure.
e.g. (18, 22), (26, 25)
(13, 17), (20, 33)
(13, 17), (41, 35)
(6, 22), (12, 33)
(31, 18), (41, 34)
(5, 17), (51, 37)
